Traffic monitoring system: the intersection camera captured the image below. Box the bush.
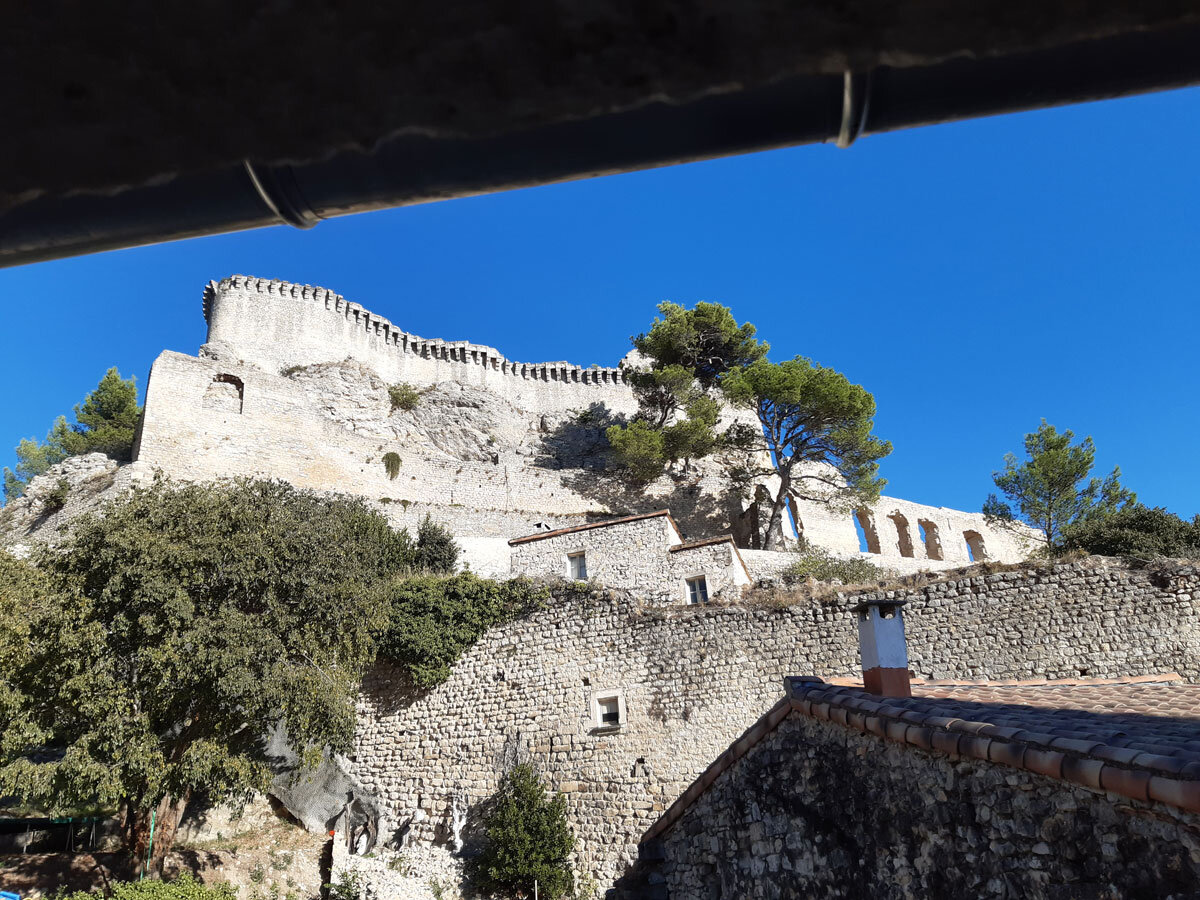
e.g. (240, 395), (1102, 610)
(44, 477), (70, 512)
(51, 873), (237, 900)
(474, 764), (576, 899)
(1059, 505), (1200, 559)
(388, 383), (421, 412)
(782, 546), (887, 584)
(378, 575), (556, 687)
(412, 515), (460, 573)
(383, 452), (402, 480)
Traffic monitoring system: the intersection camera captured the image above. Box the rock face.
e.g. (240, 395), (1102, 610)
(0, 453), (131, 554)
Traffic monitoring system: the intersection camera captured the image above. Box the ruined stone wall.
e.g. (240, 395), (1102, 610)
(647, 712), (1200, 899)
(508, 516), (749, 606)
(349, 557), (1200, 889)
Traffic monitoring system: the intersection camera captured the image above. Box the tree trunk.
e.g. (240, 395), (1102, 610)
(761, 477), (791, 552)
(131, 792), (191, 876)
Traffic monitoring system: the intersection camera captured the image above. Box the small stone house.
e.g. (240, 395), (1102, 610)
(631, 603), (1200, 899)
(508, 509), (751, 606)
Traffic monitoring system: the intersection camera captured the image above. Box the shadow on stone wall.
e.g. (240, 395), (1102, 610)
(533, 403), (750, 543)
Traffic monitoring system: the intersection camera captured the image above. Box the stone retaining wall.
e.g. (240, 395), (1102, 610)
(349, 557), (1200, 889)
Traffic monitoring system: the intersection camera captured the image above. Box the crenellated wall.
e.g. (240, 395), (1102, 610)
(202, 275), (637, 417)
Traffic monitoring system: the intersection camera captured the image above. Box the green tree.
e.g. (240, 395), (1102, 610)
(632, 301), (767, 388)
(1059, 505), (1200, 559)
(475, 763), (576, 899)
(3, 368), (141, 502)
(722, 357), (891, 551)
(983, 420), (1136, 551)
(607, 302), (766, 481)
(0, 478), (415, 869)
(411, 514), (461, 574)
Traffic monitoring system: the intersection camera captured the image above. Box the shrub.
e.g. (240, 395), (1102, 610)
(413, 515), (460, 573)
(51, 873), (237, 900)
(388, 383), (420, 412)
(383, 452), (402, 480)
(1059, 505), (1200, 559)
(324, 871), (362, 900)
(44, 477), (70, 512)
(474, 764), (576, 899)
(378, 575), (556, 687)
(782, 546), (887, 585)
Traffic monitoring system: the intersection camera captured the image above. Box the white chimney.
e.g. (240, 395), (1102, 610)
(853, 598), (912, 698)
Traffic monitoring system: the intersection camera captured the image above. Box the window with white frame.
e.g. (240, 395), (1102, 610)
(567, 551), (588, 580)
(685, 574), (709, 605)
(591, 690), (626, 731)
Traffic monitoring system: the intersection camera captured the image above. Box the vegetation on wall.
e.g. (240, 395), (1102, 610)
(1059, 505), (1200, 559)
(383, 451), (402, 479)
(984, 420), (1136, 552)
(474, 763), (577, 900)
(388, 383), (421, 412)
(378, 574), (573, 687)
(0, 478), (436, 869)
(3, 367), (142, 502)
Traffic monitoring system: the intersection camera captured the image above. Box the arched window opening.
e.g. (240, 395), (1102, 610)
(854, 509), (881, 555)
(203, 373), (244, 414)
(888, 511), (915, 558)
(786, 494), (805, 547)
(964, 530), (989, 562)
(918, 519), (943, 560)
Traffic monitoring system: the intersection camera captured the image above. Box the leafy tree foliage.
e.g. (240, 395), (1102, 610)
(412, 514), (461, 573)
(3, 368), (141, 502)
(983, 420), (1136, 551)
(0, 478), (416, 867)
(378, 574), (559, 687)
(475, 763), (576, 899)
(1059, 505), (1200, 559)
(632, 301), (767, 388)
(723, 357), (891, 551)
(607, 303), (764, 482)
(388, 383), (421, 412)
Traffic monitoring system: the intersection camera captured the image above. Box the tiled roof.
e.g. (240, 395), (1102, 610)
(507, 509), (681, 545)
(643, 674), (1200, 843)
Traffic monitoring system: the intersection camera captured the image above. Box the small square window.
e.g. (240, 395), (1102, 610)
(686, 575), (709, 605)
(591, 690), (625, 731)
(568, 551), (588, 581)
(598, 696), (620, 724)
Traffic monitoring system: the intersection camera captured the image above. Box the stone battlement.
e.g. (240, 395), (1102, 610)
(202, 275), (631, 397)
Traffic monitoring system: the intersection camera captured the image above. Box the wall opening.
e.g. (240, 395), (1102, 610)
(964, 530), (989, 562)
(888, 511), (915, 558)
(685, 575), (710, 605)
(786, 494), (805, 547)
(918, 519), (943, 560)
(854, 509), (881, 554)
(567, 551), (588, 581)
(203, 373), (244, 413)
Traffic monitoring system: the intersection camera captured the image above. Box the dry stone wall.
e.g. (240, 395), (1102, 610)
(349, 557), (1200, 890)
(644, 712), (1200, 899)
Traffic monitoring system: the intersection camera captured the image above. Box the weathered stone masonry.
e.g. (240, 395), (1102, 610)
(350, 557), (1200, 887)
(646, 712), (1200, 899)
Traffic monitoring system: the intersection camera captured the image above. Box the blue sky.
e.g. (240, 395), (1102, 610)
(2, 86), (1197, 516)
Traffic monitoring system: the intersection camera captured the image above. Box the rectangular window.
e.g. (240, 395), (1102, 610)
(599, 696), (620, 724)
(686, 575), (709, 605)
(568, 551), (588, 580)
